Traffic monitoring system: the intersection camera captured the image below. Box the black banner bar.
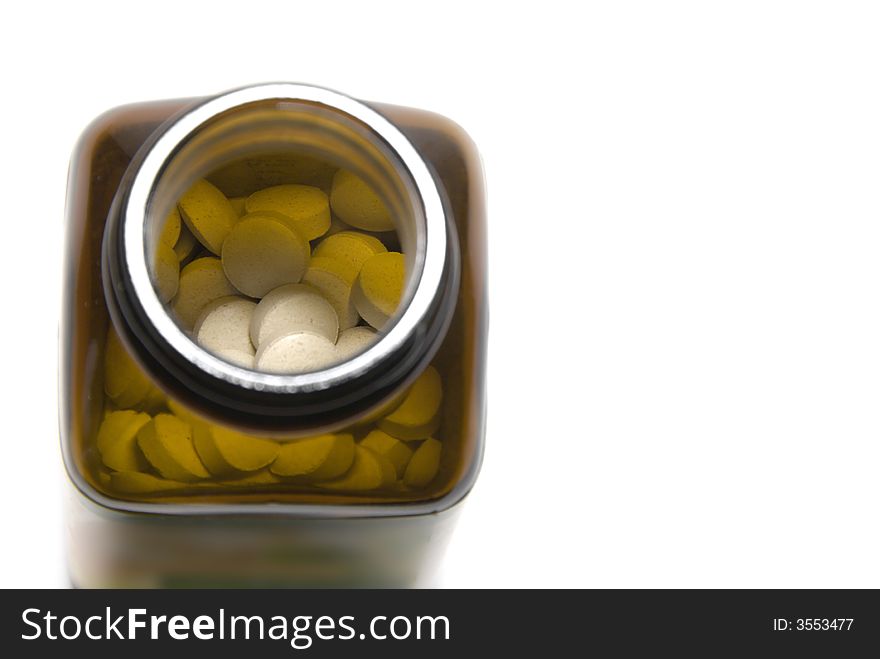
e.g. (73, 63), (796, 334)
(1, 589), (877, 656)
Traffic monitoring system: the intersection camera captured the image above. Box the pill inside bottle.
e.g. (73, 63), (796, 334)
(155, 166), (407, 374)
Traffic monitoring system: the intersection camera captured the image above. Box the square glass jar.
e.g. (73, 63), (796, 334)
(61, 84), (487, 587)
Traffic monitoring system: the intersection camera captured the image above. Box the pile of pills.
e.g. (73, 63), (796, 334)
(158, 172), (406, 372)
(95, 165), (445, 497)
(99, 324), (444, 496)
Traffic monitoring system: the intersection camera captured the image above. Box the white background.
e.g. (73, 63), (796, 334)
(2, 0), (879, 588)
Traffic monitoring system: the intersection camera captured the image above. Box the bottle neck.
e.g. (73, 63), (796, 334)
(103, 84), (459, 434)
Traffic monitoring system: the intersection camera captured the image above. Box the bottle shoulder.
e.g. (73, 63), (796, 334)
(70, 98), (195, 168)
(370, 102), (483, 177)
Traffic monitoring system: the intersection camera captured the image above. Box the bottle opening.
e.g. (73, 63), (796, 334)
(139, 92), (429, 379)
(109, 84), (455, 431)
(146, 121), (412, 375)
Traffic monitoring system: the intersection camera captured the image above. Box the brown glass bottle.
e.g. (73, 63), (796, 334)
(61, 84), (487, 587)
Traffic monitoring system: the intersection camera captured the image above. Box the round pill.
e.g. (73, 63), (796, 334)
(96, 410), (151, 473)
(270, 433), (354, 480)
(178, 178), (238, 255)
(250, 283), (339, 348)
(403, 438), (442, 488)
(173, 224), (199, 263)
(171, 257), (238, 330)
(329, 170), (395, 232)
(317, 445), (396, 491)
(193, 296), (256, 357)
(352, 251), (405, 330)
(221, 213), (310, 297)
(378, 365), (443, 440)
(136, 414), (210, 482)
(245, 184), (331, 240)
(334, 326), (378, 362)
(360, 430), (413, 479)
(192, 425), (279, 476)
(160, 207), (181, 247)
(302, 256), (359, 330)
(313, 231), (387, 271)
(153, 242), (180, 303)
(191, 426), (229, 476)
(254, 331), (338, 374)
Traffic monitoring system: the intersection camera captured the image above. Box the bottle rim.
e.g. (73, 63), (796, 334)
(104, 83), (459, 432)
